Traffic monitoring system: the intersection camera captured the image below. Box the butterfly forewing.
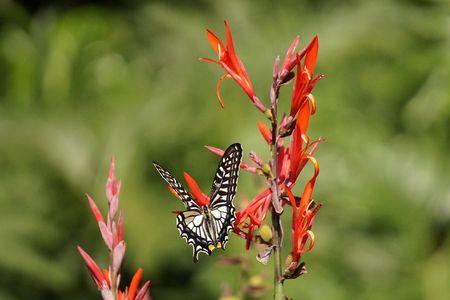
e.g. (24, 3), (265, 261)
(209, 143), (242, 248)
(153, 162), (200, 210)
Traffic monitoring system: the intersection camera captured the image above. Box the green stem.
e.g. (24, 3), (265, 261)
(270, 102), (284, 299)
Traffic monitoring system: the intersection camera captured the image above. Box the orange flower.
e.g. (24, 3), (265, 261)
(233, 189), (272, 249)
(290, 36), (325, 117)
(286, 183), (321, 265)
(257, 121), (272, 144)
(201, 20), (266, 113)
(183, 171), (210, 206)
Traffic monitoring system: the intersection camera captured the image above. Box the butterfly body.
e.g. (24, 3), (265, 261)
(153, 143), (242, 262)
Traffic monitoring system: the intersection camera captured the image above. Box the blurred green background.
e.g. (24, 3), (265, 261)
(0, 0), (449, 299)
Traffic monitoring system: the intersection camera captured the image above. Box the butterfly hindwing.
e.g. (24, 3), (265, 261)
(176, 209), (213, 262)
(209, 143), (242, 248)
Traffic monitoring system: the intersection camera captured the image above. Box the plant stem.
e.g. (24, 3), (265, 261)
(272, 210), (284, 300)
(270, 82), (284, 299)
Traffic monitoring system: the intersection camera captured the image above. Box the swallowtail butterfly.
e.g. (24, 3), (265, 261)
(153, 143), (242, 262)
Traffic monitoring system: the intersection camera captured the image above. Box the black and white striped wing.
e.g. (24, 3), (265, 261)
(153, 162), (211, 261)
(153, 162), (199, 210)
(176, 210), (214, 262)
(209, 143), (242, 248)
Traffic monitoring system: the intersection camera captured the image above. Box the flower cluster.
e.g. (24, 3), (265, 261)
(203, 20), (324, 277)
(78, 159), (151, 300)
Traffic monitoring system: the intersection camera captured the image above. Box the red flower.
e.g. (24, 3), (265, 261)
(233, 189), (272, 249)
(290, 36), (325, 117)
(201, 20), (266, 113)
(285, 157), (321, 265)
(183, 171), (210, 206)
(257, 121), (272, 144)
(117, 268), (151, 300)
(77, 246), (109, 290)
(288, 99), (323, 186)
(78, 159), (150, 300)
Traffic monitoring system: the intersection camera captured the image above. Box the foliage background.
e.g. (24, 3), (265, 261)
(0, 0), (448, 299)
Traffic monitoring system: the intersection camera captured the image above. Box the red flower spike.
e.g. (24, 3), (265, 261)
(257, 121), (272, 144)
(202, 20), (266, 113)
(77, 246), (108, 289)
(183, 172), (210, 206)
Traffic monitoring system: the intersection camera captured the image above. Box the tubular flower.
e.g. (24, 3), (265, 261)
(201, 20), (266, 113)
(117, 268), (151, 300)
(183, 171), (210, 206)
(285, 185), (321, 269)
(234, 189), (272, 249)
(257, 121), (272, 144)
(288, 101), (321, 185)
(290, 36), (325, 117)
(78, 159), (151, 300)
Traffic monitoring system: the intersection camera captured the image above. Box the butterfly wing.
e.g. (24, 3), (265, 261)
(209, 143), (242, 248)
(176, 209), (214, 262)
(153, 162), (213, 261)
(153, 162), (200, 210)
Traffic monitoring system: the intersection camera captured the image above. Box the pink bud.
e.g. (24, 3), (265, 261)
(109, 194), (119, 219)
(106, 158), (121, 203)
(204, 145), (224, 156)
(86, 194), (104, 223)
(112, 241), (126, 273)
(117, 211), (124, 242)
(135, 281), (151, 300)
(77, 246), (107, 289)
(99, 222), (113, 250)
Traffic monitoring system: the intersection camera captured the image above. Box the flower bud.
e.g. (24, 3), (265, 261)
(259, 224), (273, 243)
(285, 253), (293, 268)
(248, 275), (264, 289)
(261, 163), (273, 178)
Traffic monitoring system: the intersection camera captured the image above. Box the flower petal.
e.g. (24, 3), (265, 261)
(77, 246), (107, 289)
(86, 194), (104, 223)
(305, 36), (319, 75)
(257, 121), (272, 144)
(128, 268), (143, 300)
(183, 172), (210, 206)
(216, 73), (231, 108)
(206, 29), (225, 56)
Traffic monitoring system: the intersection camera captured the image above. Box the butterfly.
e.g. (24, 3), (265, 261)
(153, 143), (242, 262)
